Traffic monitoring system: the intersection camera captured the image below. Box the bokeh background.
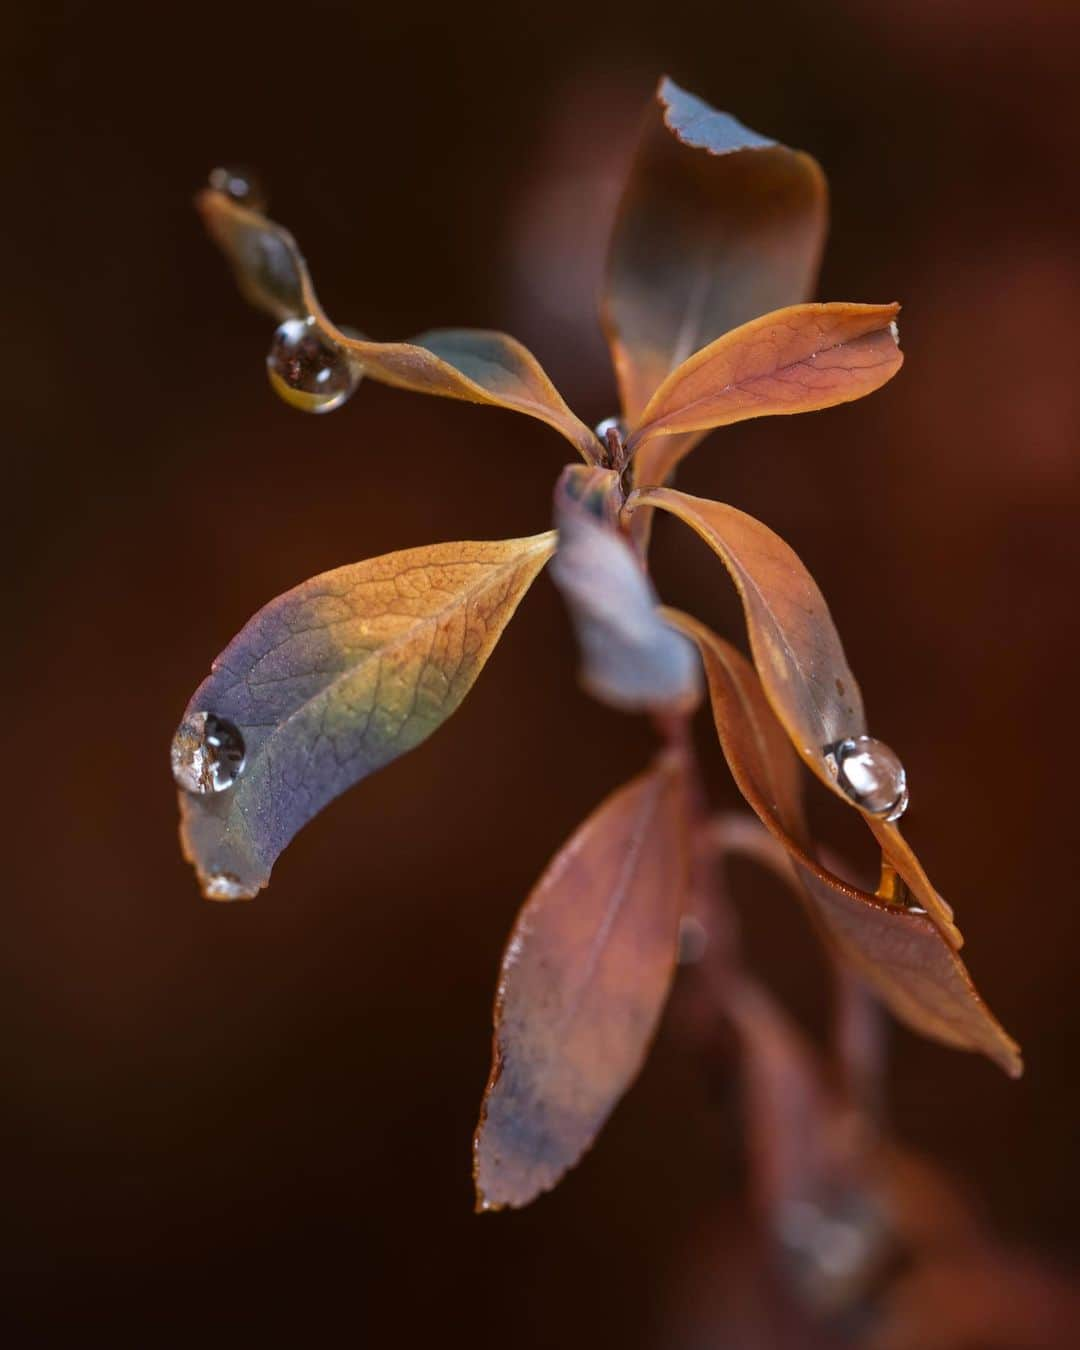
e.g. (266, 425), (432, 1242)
(6, 0), (1079, 1341)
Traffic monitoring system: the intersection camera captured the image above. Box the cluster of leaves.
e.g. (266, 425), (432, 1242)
(175, 78), (1019, 1219)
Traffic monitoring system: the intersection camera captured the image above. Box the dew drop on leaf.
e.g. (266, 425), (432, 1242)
(171, 712), (246, 794)
(266, 316), (361, 413)
(829, 735), (908, 820)
(207, 164), (267, 212)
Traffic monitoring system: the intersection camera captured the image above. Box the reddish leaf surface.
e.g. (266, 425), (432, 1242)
(602, 78), (826, 495)
(175, 534), (555, 900)
(197, 187), (598, 457)
(667, 610), (1020, 1075)
(627, 303), (903, 455)
(474, 754), (690, 1209)
(550, 465), (701, 713)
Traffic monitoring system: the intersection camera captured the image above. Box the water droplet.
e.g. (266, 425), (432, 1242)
(267, 316), (361, 413)
(204, 872), (252, 901)
(171, 712), (246, 794)
(829, 735), (908, 820)
(594, 416), (627, 443)
(207, 164), (267, 212)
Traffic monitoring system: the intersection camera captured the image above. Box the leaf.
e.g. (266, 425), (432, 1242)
(549, 465), (701, 713)
(197, 187), (598, 458)
(626, 303), (903, 455)
(174, 533), (556, 900)
(666, 609), (1020, 1076)
(474, 755), (690, 1210)
(602, 77), (827, 492)
(630, 487), (866, 774)
(634, 488), (960, 942)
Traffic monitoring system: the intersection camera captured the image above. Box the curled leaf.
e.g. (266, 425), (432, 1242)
(175, 534), (556, 900)
(197, 187), (598, 458)
(634, 488), (958, 939)
(550, 466), (701, 713)
(666, 609), (1020, 1075)
(474, 754), (690, 1209)
(602, 77), (827, 492)
(626, 303), (903, 456)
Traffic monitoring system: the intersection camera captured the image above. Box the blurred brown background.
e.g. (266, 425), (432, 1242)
(5, 0), (1079, 1342)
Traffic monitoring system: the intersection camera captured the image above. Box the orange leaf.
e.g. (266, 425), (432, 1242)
(627, 303), (903, 457)
(666, 610), (1020, 1076)
(196, 187), (598, 458)
(474, 755), (690, 1209)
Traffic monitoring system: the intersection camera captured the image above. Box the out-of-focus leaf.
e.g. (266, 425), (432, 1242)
(602, 77), (826, 492)
(474, 754), (690, 1210)
(603, 77), (827, 427)
(175, 534), (555, 900)
(550, 465), (701, 713)
(635, 488), (959, 939)
(196, 188), (598, 458)
(627, 303), (903, 456)
(666, 610), (1020, 1075)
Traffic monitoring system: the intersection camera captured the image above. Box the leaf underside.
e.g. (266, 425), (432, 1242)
(474, 754), (689, 1210)
(177, 533), (556, 900)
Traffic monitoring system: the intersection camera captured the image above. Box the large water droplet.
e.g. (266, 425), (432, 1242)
(267, 316), (361, 413)
(171, 712), (246, 794)
(830, 735), (908, 820)
(208, 164), (267, 212)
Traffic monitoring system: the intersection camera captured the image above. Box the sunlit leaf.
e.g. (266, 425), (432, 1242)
(667, 610), (1020, 1076)
(197, 187), (599, 458)
(474, 754), (690, 1210)
(174, 534), (556, 900)
(602, 77), (827, 491)
(549, 465), (701, 713)
(627, 303), (902, 457)
(635, 488), (960, 942)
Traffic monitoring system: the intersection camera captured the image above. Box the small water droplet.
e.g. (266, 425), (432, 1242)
(171, 712), (246, 794)
(829, 735), (908, 820)
(267, 316), (361, 413)
(204, 872), (251, 901)
(594, 416), (627, 443)
(208, 164), (267, 211)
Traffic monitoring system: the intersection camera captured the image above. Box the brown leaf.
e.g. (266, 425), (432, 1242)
(550, 465), (701, 713)
(196, 187), (598, 457)
(632, 488), (961, 942)
(627, 303), (903, 456)
(474, 754), (690, 1210)
(666, 610), (1020, 1076)
(602, 77), (826, 430)
(174, 533), (555, 901)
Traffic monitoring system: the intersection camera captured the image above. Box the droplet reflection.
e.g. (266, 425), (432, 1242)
(207, 165), (267, 212)
(267, 316), (361, 413)
(830, 735), (908, 821)
(171, 712), (246, 794)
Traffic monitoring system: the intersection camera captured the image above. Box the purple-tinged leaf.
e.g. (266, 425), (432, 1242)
(174, 534), (555, 900)
(550, 465), (701, 713)
(474, 753), (690, 1209)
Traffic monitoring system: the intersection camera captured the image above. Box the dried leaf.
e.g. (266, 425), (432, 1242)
(197, 188), (598, 458)
(666, 610), (1020, 1076)
(550, 465), (701, 713)
(627, 303), (903, 456)
(635, 488), (960, 941)
(474, 754), (690, 1209)
(175, 534), (555, 900)
(602, 77), (826, 492)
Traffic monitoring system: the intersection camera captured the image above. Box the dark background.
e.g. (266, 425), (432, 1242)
(5, 0), (1078, 1342)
